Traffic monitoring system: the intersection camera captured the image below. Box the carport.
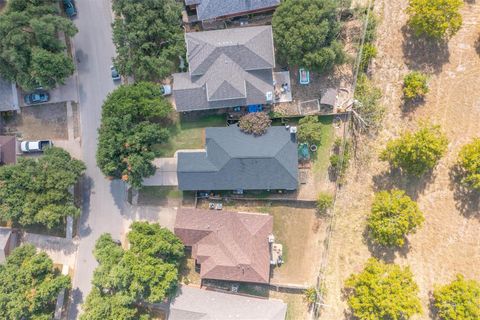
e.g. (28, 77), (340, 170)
(142, 158), (178, 186)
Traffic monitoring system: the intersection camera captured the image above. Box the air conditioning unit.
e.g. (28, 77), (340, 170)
(266, 91), (273, 102)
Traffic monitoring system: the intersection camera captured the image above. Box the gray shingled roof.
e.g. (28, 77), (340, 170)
(193, 0), (281, 21)
(169, 285), (287, 320)
(173, 26), (275, 112)
(177, 126), (298, 191)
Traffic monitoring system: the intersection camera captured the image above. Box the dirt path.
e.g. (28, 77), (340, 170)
(321, 1), (480, 319)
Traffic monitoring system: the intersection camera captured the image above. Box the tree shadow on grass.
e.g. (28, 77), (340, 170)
(372, 167), (437, 201)
(402, 26), (450, 75)
(449, 165), (480, 219)
(428, 291), (440, 320)
(362, 228), (411, 264)
(401, 96), (427, 117)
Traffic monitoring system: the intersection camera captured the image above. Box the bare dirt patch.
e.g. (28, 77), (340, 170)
(321, 1), (480, 319)
(2, 103), (68, 140)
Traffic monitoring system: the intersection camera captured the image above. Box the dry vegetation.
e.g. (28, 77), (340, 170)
(321, 0), (480, 319)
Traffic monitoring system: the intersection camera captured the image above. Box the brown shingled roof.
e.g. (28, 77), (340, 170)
(0, 136), (16, 165)
(174, 208), (273, 284)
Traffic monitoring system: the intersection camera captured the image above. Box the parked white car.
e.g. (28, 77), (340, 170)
(20, 140), (53, 153)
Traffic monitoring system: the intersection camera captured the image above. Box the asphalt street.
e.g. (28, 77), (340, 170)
(68, 1), (129, 318)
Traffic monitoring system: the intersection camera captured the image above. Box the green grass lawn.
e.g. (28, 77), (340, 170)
(310, 115), (335, 174)
(153, 114), (226, 157)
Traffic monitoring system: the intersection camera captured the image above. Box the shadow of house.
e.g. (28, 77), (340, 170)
(402, 26), (450, 75)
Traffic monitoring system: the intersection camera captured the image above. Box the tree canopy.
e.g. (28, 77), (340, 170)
(380, 124), (448, 176)
(272, 0), (346, 72)
(298, 116), (323, 145)
(345, 258), (422, 320)
(81, 222), (184, 319)
(457, 138), (480, 190)
(0, 244), (71, 320)
(96, 82), (173, 188)
(0, 0), (77, 90)
(407, 0), (463, 39)
(112, 0), (185, 81)
(368, 189), (424, 247)
(433, 274), (480, 320)
(0, 147), (85, 228)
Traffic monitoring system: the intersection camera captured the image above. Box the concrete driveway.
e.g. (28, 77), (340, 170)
(18, 75), (78, 107)
(142, 158), (178, 186)
(22, 233), (78, 269)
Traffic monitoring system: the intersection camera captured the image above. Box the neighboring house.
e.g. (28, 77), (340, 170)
(173, 26), (276, 112)
(0, 228), (14, 264)
(0, 77), (19, 113)
(174, 208), (273, 284)
(184, 0), (280, 23)
(0, 135), (17, 165)
(169, 285), (287, 320)
(177, 126), (298, 191)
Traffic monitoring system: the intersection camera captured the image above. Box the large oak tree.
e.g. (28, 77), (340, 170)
(0, 0), (77, 90)
(272, 0), (346, 72)
(96, 82), (172, 188)
(0, 245), (71, 320)
(0, 147), (85, 228)
(81, 222), (184, 319)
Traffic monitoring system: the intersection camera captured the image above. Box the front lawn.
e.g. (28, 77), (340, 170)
(154, 113), (226, 157)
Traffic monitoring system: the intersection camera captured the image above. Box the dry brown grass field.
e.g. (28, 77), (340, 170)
(321, 0), (480, 319)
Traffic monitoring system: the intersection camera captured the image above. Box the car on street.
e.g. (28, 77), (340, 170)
(24, 90), (50, 105)
(20, 140), (53, 153)
(161, 84), (172, 96)
(111, 65), (121, 81)
(63, 0), (77, 18)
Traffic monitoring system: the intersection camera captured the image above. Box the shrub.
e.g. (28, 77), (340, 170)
(330, 138), (351, 184)
(433, 274), (480, 320)
(407, 0), (463, 39)
(354, 73), (385, 130)
(298, 116), (323, 145)
(368, 190), (424, 247)
(359, 43), (377, 72)
(403, 71), (429, 100)
(317, 192), (334, 214)
(457, 138), (480, 190)
(239, 112), (272, 136)
(380, 124), (448, 176)
(345, 258), (422, 320)
(304, 287), (317, 306)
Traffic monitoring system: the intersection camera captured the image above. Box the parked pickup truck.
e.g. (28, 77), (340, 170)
(20, 140), (53, 153)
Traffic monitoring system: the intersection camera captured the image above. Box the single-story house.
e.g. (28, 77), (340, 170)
(169, 285), (287, 320)
(0, 135), (17, 165)
(184, 0), (280, 24)
(174, 208), (273, 284)
(0, 77), (19, 113)
(173, 26), (276, 112)
(177, 125), (298, 191)
(0, 227), (14, 264)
